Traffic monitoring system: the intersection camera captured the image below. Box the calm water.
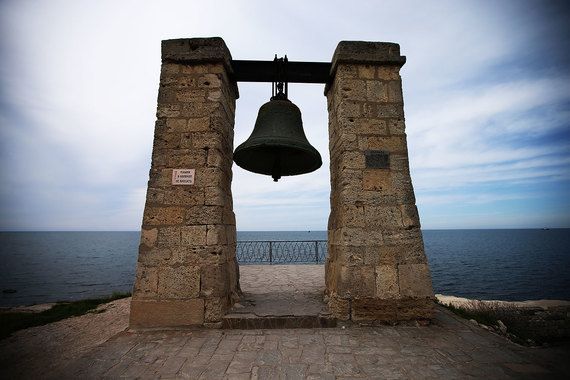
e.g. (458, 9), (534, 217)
(0, 230), (568, 306)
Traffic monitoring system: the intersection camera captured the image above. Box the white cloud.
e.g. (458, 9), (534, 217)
(1, 0), (568, 230)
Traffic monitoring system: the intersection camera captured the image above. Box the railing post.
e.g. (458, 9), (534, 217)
(315, 241), (319, 263)
(269, 241), (273, 264)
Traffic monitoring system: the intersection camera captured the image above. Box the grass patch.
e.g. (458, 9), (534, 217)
(0, 291), (131, 341)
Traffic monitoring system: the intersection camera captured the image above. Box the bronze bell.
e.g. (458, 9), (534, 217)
(233, 96), (322, 182)
(234, 55), (321, 182)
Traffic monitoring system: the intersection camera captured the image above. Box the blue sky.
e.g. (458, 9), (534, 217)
(0, 0), (568, 231)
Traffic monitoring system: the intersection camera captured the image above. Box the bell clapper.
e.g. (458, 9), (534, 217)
(272, 150), (282, 182)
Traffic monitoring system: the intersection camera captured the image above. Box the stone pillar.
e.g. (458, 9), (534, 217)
(130, 38), (240, 328)
(325, 41), (434, 322)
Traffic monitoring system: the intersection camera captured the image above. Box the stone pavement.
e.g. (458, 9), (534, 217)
(53, 307), (570, 379)
(1, 265), (569, 379)
(223, 265), (332, 328)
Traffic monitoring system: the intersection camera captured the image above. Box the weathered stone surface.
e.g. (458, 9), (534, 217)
(143, 207), (185, 226)
(140, 228), (158, 248)
(181, 225), (207, 245)
(132, 266), (158, 299)
(157, 266), (200, 299)
(130, 299), (204, 327)
(326, 40), (433, 322)
(204, 296), (226, 323)
(398, 264), (434, 298)
(131, 37), (238, 328)
(375, 265), (400, 298)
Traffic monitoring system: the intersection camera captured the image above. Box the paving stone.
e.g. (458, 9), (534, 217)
(2, 267), (570, 379)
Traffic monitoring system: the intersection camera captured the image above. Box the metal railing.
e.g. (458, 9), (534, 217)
(237, 240), (327, 264)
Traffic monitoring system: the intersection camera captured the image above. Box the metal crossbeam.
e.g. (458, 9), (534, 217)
(231, 60), (331, 84)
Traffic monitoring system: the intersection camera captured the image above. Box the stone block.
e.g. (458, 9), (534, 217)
(187, 116), (211, 132)
(383, 228), (423, 246)
(137, 247), (172, 266)
(205, 186), (226, 206)
(365, 205), (403, 229)
(338, 151), (365, 170)
(157, 226), (181, 247)
(181, 225), (207, 245)
(375, 265), (400, 299)
(161, 38), (232, 69)
(186, 206), (224, 225)
(357, 65), (375, 79)
(170, 246), (224, 266)
(388, 119), (406, 135)
(364, 136), (407, 152)
(337, 79), (367, 100)
(163, 188), (205, 206)
(336, 100), (361, 118)
(400, 204), (420, 229)
(337, 204), (365, 228)
(194, 167), (225, 188)
(355, 118), (388, 135)
(398, 264), (434, 298)
(377, 66), (401, 80)
(366, 81), (388, 102)
(389, 154), (409, 172)
(362, 169), (391, 191)
(158, 265), (200, 299)
(161, 63), (180, 75)
(143, 207), (185, 226)
(166, 150), (207, 168)
(397, 243), (428, 264)
(152, 132), (181, 151)
(207, 225), (227, 245)
(156, 104), (181, 118)
(166, 118), (188, 132)
(327, 294), (350, 321)
(130, 299), (205, 328)
(145, 188), (164, 204)
(226, 225), (237, 244)
(338, 266), (375, 298)
(200, 264), (229, 297)
(396, 297), (434, 320)
(141, 228), (158, 248)
(377, 104), (404, 118)
(331, 227), (368, 247)
(365, 245), (393, 266)
(387, 81), (403, 103)
(204, 297), (226, 323)
(331, 41), (405, 69)
(351, 298), (397, 321)
(207, 149), (227, 168)
(176, 88), (206, 103)
(179, 102), (220, 119)
(132, 266), (158, 299)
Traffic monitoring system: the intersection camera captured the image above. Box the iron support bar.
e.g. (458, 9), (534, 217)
(231, 60), (331, 84)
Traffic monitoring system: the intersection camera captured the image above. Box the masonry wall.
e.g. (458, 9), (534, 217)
(130, 38), (240, 328)
(325, 41), (434, 322)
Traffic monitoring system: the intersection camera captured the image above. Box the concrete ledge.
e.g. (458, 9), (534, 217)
(331, 41), (406, 70)
(162, 37), (233, 73)
(129, 299), (204, 328)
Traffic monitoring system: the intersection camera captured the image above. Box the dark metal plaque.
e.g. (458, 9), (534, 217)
(365, 150), (390, 169)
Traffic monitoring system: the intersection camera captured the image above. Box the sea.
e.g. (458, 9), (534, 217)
(0, 230), (569, 307)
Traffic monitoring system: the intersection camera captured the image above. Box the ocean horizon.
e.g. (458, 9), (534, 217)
(1, 229), (569, 307)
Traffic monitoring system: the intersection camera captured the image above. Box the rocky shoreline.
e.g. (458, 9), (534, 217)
(436, 294), (570, 346)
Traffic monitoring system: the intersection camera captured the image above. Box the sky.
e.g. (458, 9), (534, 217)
(0, 0), (569, 231)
